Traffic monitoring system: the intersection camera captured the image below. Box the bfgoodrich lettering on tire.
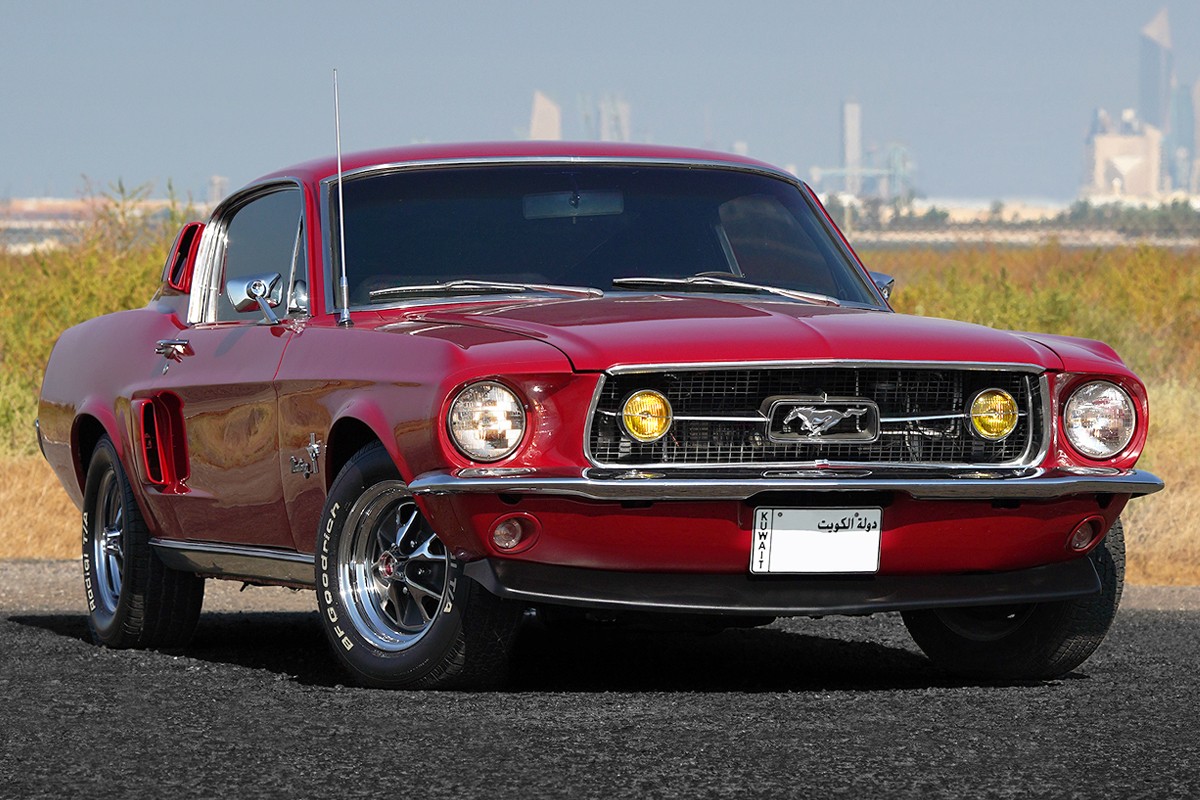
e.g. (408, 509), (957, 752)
(902, 518), (1126, 680)
(316, 442), (522, 689)
(82, 435), (204, 649)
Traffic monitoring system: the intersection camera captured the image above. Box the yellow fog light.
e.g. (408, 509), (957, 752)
(621, 390), (673, 443)
(970, 389), (1019, 441)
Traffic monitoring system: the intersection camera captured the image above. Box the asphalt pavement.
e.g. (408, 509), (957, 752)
(1, 561), (1197, 799)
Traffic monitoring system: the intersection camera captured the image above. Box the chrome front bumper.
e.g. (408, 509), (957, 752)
(409, 467), (1163, 502)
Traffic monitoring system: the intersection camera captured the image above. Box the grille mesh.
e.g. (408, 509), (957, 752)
(588, 367), (1043, 467)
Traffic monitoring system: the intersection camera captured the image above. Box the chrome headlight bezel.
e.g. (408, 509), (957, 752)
(1063, 380), (1137, 461)
(447, 380), (527, 463)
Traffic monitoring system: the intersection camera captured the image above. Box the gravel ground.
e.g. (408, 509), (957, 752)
(4, 559), (1198, 614)
(1, 560), (1197, 798)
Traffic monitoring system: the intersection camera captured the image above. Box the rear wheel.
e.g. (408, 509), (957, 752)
(82, 435), (204, 649)
(902, 519), (1125, 680)
(316, 442), (522, 689)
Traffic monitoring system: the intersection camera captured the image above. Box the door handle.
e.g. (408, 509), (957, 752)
(155, 338), (190, 358)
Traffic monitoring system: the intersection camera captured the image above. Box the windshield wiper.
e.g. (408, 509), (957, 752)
(369, 280), (604, 300)
(610, 275), (840, 306)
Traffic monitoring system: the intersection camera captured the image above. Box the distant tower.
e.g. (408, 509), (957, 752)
(207, 175), (229, 206)
(1169, 83), (1194, 191)
(599, 94), (631, 142)
(842, 100), (863, 195)
(529, 91), (562, 140)
(1139, 8), (1173, 132)
(1191, 80), (1200, 193)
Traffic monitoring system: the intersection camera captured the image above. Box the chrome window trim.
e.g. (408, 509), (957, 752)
(316, 156), (885, 315)
(190, 177), (308, 325)
(582, 361), (1051, 471)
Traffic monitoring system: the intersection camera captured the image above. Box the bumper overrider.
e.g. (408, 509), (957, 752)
(410, 467), (1163, 617)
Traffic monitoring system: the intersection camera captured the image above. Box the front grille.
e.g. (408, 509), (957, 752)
(587, 366), (1045, 468)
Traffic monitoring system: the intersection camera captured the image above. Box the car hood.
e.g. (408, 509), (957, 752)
(412, 294), (1065, 372)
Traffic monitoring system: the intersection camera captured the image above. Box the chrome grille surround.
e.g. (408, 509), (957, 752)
(585, 361), (1049, 470)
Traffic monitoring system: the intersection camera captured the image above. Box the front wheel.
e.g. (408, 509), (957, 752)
(316, 442), (522, 689)
(902, 519), (1126, 680)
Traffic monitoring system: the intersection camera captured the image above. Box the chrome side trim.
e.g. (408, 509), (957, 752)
(150, 539), (315, 587)
(409, 468), (1164, 502)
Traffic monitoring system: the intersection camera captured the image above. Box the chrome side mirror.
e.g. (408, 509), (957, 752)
(868, 271), (896, 301)
(227, 272), (283, 324)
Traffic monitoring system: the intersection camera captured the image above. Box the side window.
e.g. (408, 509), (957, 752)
(216, 187), (304, 322)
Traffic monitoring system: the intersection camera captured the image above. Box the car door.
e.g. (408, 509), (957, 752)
(144, 183), (306, 549)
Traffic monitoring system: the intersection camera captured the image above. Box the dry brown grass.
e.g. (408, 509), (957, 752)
(1121, 381), (1200, 584)
(1, 456), (79, 560)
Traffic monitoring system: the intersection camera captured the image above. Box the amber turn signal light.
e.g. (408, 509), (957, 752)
(621, 390), (673, 443)
(970, 389), (1019, 441)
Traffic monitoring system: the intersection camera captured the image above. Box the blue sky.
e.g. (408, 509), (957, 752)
(2, 1), (1197, 202)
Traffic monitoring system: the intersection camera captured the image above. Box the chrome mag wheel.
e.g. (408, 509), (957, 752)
(338, 482), (450, 651)
(91, 467), (126, 613)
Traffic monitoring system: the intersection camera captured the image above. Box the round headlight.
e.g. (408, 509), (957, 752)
(1064, 381), (1136, 460)
(448, 381), (526, 462)
(970, 389), (1020, 441)
(621, 390), (673, 443)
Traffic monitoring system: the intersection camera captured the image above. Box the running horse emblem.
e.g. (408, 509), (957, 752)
(782, 406), (869, 437)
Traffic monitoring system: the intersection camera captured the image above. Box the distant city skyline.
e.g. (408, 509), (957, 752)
(1082, 6), (1200, 199)
(3, 1), (1200, 203)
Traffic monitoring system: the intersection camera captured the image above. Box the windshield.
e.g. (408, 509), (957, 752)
(328, 164), (882, 308)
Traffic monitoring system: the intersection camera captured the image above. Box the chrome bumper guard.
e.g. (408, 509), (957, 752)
(410, 467), (1163, 502)
(464, 557), (1102, 616)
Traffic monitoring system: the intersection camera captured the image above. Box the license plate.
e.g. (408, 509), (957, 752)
(749, 507), (882, 574)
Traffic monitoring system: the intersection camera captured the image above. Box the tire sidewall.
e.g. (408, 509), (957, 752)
(315, 445), (472, 688)
(81, 437), (136, 645)
(904, 521), (1125, 679)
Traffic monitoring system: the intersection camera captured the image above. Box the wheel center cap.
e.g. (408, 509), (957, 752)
(378, 551), (397, 578)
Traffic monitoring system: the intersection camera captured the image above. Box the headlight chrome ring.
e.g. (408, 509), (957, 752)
(448, 381), (527, 462)
(1063, 380), (1136, 460)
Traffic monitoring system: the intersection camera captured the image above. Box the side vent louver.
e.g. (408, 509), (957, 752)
(134, 394), (188, 490)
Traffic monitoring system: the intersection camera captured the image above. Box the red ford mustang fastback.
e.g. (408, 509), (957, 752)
(37, 142), (1163, 687)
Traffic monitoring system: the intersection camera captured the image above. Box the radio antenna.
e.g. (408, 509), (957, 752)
(334, 69), (353, 327)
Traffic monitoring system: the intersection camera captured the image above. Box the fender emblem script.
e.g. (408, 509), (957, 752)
(763, 397), (880, 444)
(291, 433), (323, 479)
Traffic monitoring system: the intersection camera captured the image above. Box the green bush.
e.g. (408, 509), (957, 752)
(0, 186), (186, 455)
(867, 244), (1200, 383)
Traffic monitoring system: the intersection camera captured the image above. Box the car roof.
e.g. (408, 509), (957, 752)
(256, 141), (789, 184)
